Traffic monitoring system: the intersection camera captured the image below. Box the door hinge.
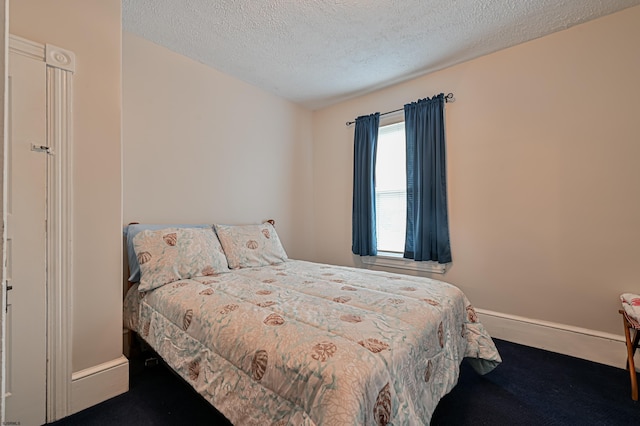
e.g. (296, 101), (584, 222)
(5, 282), (12, 313)
(31, 143), (54, 155)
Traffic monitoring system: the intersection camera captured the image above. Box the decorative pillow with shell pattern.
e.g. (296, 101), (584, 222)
(125, 223), (212, 283)
(133, 227), (230, 292)
(214, 222), (288, 269)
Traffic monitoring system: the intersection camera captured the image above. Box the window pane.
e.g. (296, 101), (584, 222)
(375, 122), (406, 253)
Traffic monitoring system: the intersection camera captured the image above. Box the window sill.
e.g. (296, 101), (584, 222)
(360, 252), (448, 274)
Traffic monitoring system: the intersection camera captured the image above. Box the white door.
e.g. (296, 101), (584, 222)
(5, 51), (48, 426)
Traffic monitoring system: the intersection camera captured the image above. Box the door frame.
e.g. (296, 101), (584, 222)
(0, 1), (7, 423)
(7, 34), (74, 422)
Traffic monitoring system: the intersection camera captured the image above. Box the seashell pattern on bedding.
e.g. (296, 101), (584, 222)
(137, 251), (152, 265)
(163, 232), (178, 246)
(374, 383), (392, 426)
(127, 259), (501, 425)
(358, 338), (390, 353)
(251, 350), (269, 381)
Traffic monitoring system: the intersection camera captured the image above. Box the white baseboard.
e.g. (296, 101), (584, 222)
(477, 308), (639, 371)
(70, 355), (129, 414)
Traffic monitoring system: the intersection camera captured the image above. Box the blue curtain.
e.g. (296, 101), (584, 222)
(404, 94), (452, 263)
(352, 113), (380, 256)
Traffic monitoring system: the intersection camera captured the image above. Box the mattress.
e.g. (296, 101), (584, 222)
(124, 259), (501, 425)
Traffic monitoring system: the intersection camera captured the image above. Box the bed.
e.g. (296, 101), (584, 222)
(123, 222), (501, 425)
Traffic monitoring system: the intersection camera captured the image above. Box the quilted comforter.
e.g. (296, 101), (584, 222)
(125, 260), (501, 425)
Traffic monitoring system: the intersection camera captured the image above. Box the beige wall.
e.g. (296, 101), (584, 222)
(123, 33), (315, 260)
(10, 1), (123, 372)
(312, 6), (640, 336)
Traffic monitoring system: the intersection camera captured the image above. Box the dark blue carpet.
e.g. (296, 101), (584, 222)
(431, 339), (638, 425)
(49, 339), (638, 425)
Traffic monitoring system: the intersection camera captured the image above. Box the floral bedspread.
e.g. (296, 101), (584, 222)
(126, 260), (501, 425)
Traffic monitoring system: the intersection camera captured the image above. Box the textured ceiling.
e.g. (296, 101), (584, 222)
(123, 0), (640, 110)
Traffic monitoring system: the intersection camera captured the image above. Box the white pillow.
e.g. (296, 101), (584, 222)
(215, 222), (288, 269)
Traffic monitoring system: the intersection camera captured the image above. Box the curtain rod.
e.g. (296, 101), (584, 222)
(345, 92), (454, 126)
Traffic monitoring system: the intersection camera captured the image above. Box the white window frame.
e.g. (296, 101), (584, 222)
(361, 252), (448, 274)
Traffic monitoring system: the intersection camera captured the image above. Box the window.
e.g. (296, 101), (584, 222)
(353, 94), (450, 273)
(363, 120), (447, 274)
(375, 122), (406, 253)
